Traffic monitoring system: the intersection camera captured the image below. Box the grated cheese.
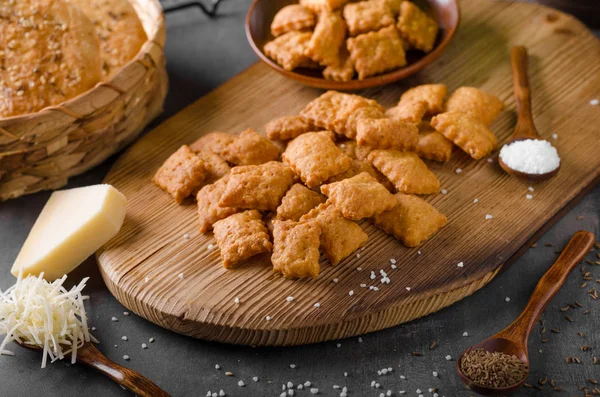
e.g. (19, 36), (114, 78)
(0, 271), (97, 368)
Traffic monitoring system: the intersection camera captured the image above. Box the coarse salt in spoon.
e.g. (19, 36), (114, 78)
(498, 46), (561, 182)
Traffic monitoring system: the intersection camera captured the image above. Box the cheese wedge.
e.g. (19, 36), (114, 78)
(11, 184), (127, 280)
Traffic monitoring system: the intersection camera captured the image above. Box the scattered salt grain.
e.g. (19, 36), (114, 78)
(123, 311), (130, 316)
(337, 343), (342, 348)
(313, 303), (321, 308)
(406, 287), (411, 291)
(290, 364), (296, 369)
(441, 189), (448, 195)
(111, 317), (118, 322)
(473, 198), (479, 203)
(333, 385), (340, 389)
(356, 267), (362, 271)
(333, 278), (339, 283)
(552, 133), (558, 140)
(499, 139), (560, 174)
(286, 296), (294, 302)
(399, 391), (406, 395)
(358, 337), (363, 343)
(417, 250), (422, 255)
(297, 385), (303, 390)
(526, 194), (533, 200)
(399, 375), (406, 380)
(455, 168), (462, 174)
(390, 258), (397, 264)
(234, 297), (240, 304)
(370, 272), (376, 280)
(485, 214), (493, 220)
(287, 382), (294, 388)
(183, 233), (190, 239)
(178, 273), (184, 279)
(238, 380), (245, 387)
(416, 389), (422, 394)
(505, 297), (511, 302)
(487, 158), (493, 163)
(356, 253), (361, 259)
(149, 338), (155, 343)
(141, 343), (148, 349)
(310, 388), (319, 394)
(344, 372), (348, 377)
(288, 390), (294, 396)
(91, 327), (96, 331)
(590, 99), (599, 106)
(144, 277), (150, 283)
(457, 262), (464, 268)
(253, 377), (259, 382)
(528, 186), (534, 192)
(265, 316), (271, 321)
(445, 355), (452, 361)
(215, 364), (221, 370)
(304, 381), (312, 387)
(433, 371), (438, 377)
(349, 290), (354, 296)
(207, 244), (214, 250)
(219, 391), (225, 397)
(462, 331), (469, 337)
(391, 264), (397, 269)
(121, 336), (128, 341)
(360, 283), (367, 288)
(123, 355), (130, 361)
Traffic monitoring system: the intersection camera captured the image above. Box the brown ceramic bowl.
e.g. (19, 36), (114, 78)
(245, 0), (460, 90)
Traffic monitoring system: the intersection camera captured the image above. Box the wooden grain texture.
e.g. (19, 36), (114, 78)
(97, 0), (600, 346)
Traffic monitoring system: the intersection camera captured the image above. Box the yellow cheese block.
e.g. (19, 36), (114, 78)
(11, 184), (127, 281)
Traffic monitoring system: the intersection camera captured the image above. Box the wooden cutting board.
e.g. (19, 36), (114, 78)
(97, 0), (600, 346)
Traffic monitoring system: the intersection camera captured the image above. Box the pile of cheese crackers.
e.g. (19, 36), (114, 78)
(264, 0), (439, 81)
(153, 85), (504, 279)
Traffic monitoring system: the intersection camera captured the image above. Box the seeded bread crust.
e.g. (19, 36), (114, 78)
(0, 0), (102, 117)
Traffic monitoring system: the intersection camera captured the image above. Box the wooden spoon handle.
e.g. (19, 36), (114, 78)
(511, 45), (538, 139)
(502, 231), (595, 344)
(77, 343), (170, 397)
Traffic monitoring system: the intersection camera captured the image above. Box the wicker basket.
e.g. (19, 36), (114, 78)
(0, 0), (168, 201)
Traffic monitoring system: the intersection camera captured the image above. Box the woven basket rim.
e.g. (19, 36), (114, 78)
(0, 0), (165, 124)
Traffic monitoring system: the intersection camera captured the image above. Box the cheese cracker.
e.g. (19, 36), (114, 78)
(396, 1), (438, 53)
(282, 131), (353, 187)
(301, 203), (368, 265)
(321, 172), (396, 220)
(305, 11), (346, 67)
(264, 31), (314, 71)
(197, 176), (241, 233)
(385, 101), (427, 124)
(367, 150), (440, 194)
(213, 210), (272, 268)
(356, 118), (418, 150)
(343, 0), (395, 36)
(271, 4), (316, 37)
(194, 150), (231, 184)
(326, 158), (394, 192)
(222, 128), (281, 165)
(445, 87), (505, 126)
(336, 140), (374, 161)
(398, 84), (447, 115)
(300, 91), (385, 138)
(219, 161), (295, 211)
(372, 193), (447, 247)
(265, 116), (316, 141)
(430, 112), (498, 160)
(153, 145), (206, 203)
(323, 48), (355, 82)
(189, 132), (235, 155)
(272, 220), (322, 279)
(415, 122), (453, 162)
(300, 0), (349, 13)
(347, 26), (407, 80)
(276, 183), (326, 221)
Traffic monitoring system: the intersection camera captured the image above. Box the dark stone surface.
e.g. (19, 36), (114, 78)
(1, 1), (599, 396)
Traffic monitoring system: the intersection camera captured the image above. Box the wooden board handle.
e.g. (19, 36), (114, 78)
(78, 343), (170, 397)
(511, 45), (539, 140)
(502, 231), (595, 344)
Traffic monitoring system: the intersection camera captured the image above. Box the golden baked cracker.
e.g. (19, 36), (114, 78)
(323, 48), (355, 82)
(305, 11), (346, 67)
(197, 176), (241, 233)
(282, 131), (353, 188)
(378, 0), (403, 16)
(321, 172), (396, 220)
(385, 101), (427, 124)
(373, 193), (447, 247)
(398, 84), (447, 115)
(342, 0), (395, 36)
(347, 26), (407, 80)
(445, 87), (505, 126)
(430, 112), (498, 160)
(219, 161), (295, 211)
(70, 0), (147, 78)
(367, 150), (440, 194)
(271, 4), (316, 37)
(152, 145), (206, 203)
(396, 1), (438, 53)
(300, 91), (385, 138)
(276, 183), (326, 222)
(264, 31), (313, 71)
(222, 128), (281, 165)
(265, 116), (316, 141)
(193, 150), (231, 184)
(326, 158), (395, 192)
(301, 202), (367, 265)
(0, 0), (102, 117)
(336, 140), (374, 161)
(300, 0), (349, 13)
(344, 106), (386, 139)
(272, 220), (321, 279)
(356, 118), (419, 150)
(213, 210), (272, 268)
(416, 122), (453, 162)
(189, 132), (235, 155)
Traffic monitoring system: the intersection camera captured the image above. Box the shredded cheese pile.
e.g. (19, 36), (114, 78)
(0, 272), (97, 368)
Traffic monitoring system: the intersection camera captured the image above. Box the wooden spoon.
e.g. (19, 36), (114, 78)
(498, 45), (560, 182)
(17, 340), (170, 397)
(456, 230), (595, 396)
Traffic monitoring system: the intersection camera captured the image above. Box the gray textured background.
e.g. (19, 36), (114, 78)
(1, 1), (599, 396)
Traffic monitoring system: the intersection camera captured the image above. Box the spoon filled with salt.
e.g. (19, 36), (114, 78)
(455, 231), (595, 395)
(498, 46), (561, 181)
